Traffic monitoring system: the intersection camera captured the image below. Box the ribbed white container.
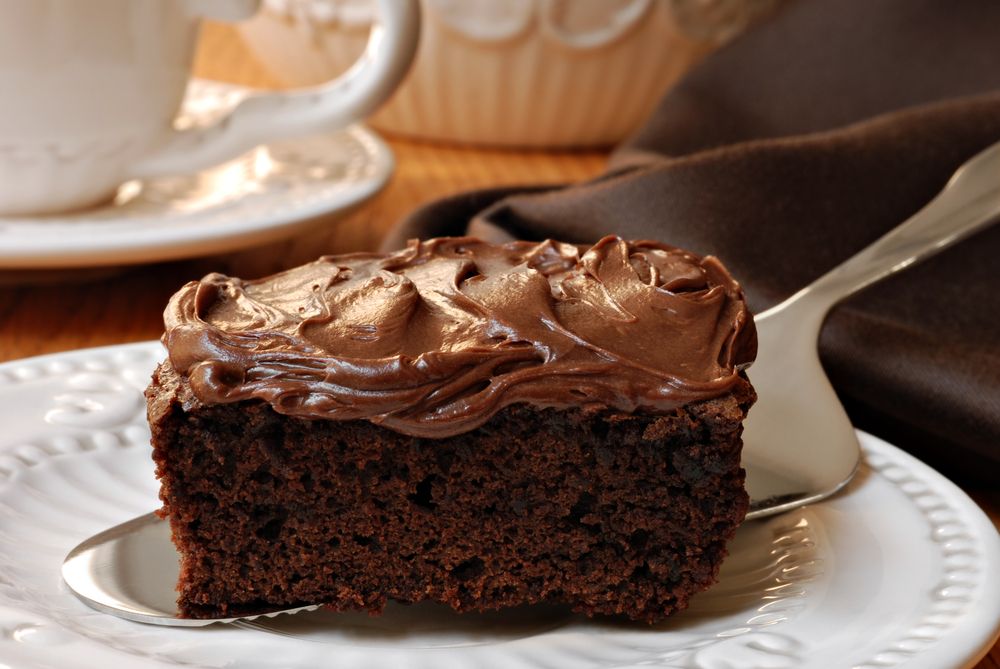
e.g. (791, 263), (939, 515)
(239, 0), (775, 148)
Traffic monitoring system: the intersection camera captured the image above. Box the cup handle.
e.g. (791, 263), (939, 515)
(131, 0), (419, 179)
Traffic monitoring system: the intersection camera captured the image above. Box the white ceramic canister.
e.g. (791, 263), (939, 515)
(238, 0), (779, 148)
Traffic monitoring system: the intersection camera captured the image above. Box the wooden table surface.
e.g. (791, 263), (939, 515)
(0, 23), (996, 668)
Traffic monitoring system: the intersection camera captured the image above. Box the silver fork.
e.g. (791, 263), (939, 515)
(743, 137), (1000, 519)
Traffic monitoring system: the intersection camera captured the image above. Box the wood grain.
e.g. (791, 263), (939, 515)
(0, 23), (996, 667)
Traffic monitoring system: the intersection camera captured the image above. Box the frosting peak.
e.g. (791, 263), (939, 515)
(164, 236), (756, 437)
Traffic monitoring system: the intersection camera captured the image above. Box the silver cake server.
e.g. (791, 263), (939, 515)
(742, 137), (1000, 519)
(62, 512), (321, 627)
(63, 139), (1000, 625)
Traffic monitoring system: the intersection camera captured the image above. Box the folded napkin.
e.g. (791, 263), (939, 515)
(384, 0), (1000, 478)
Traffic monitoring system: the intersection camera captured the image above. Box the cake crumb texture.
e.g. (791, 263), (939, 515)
(148, 362), (754, 623)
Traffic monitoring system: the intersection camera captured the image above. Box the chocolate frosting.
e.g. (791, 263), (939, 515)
(164, 236), (756, 438)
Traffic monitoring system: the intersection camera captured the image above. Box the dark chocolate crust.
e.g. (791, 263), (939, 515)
(148, 361), (754, 623)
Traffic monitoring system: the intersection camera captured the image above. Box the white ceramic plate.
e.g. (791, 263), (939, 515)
(0, 342), (997, 669)
(0, 80), (393, 269)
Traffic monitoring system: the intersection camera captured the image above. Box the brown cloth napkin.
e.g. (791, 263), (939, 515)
(383, 0), (1000, 479)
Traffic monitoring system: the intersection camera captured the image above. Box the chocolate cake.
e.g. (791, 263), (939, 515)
(146, 236), (757, 622)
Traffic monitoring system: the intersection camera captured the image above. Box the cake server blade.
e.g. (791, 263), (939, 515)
(742, 137), (1000, 519)
(61, 512), (320, 626)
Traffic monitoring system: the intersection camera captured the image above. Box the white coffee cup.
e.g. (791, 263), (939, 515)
(0, 0), (419, 216)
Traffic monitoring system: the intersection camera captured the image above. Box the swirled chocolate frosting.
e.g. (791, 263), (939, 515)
(164, 236), (756, 437)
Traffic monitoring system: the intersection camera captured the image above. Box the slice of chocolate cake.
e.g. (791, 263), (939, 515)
(146, 236), (757, 622)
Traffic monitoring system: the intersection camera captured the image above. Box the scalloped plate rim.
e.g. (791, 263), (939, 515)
(0, 341), (997, 669)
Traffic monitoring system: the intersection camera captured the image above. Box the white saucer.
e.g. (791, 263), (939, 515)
(0, 343), (997, 669)
(0, 80), (393, 270)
